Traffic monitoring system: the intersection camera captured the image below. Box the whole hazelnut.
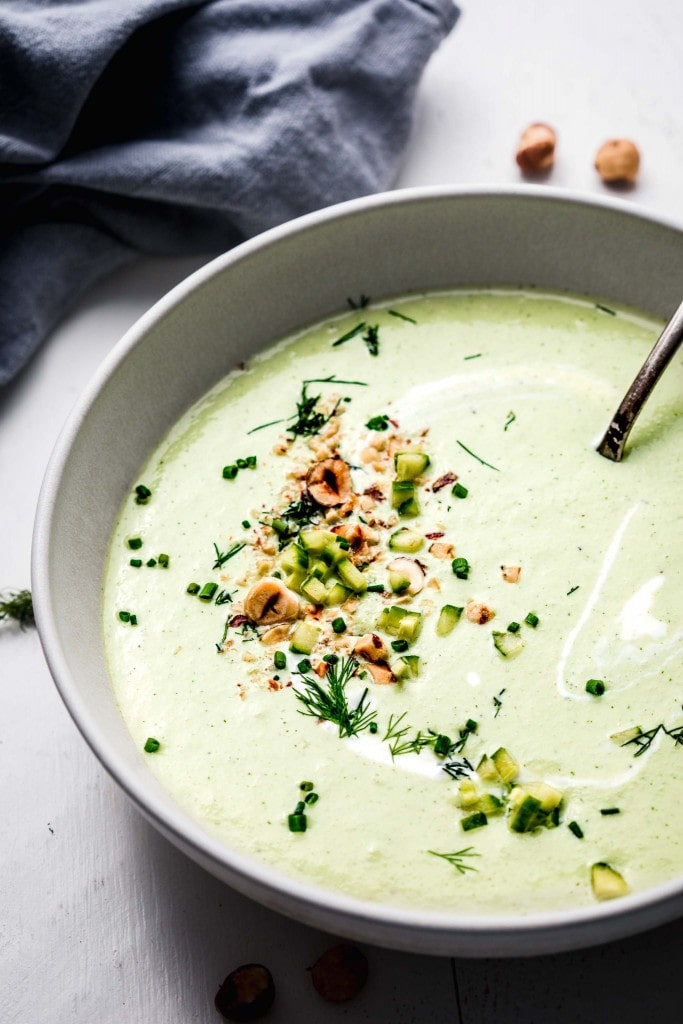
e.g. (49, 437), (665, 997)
(516, 122), (556, 174)
(594, 138), (640, 184)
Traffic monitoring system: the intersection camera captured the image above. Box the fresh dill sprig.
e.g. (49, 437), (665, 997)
(294, 657), (376, 738)
(287, 376), (367, 438)
(216, 617), (231, 651)
(493, 689), (506, 718)
(428, 847), (480, 875)
(566, 585), (580, 596)
(441, 758), (473, 780)
(332, 322), (367, 347)
(388, 309), (416, 324)
(0, 589), (35, 630)
(271, 494), (321, 548)
(622, 716), (683, 757)
(215, 589), (233, 606)
(504, 411), (516, 431)
(212, 542), (246, 570)
(363, 324), (380, 356)
(456, 440), (500, 472)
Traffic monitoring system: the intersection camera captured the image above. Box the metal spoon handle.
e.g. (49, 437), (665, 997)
(596, 298), (683, 461)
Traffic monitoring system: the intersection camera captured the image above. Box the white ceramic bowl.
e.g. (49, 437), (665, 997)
(33, 186), (683, 957)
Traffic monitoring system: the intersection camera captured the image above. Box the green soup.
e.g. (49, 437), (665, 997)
(103, 289), (683, 914)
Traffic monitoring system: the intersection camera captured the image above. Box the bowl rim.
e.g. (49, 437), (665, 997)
(32, 183), (683, 954)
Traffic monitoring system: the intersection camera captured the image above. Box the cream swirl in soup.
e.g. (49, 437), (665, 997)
(103, 289), (683, 914)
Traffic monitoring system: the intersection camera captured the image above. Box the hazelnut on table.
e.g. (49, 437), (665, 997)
(595, 138), (640, 184)
(516, 122), (556, 174)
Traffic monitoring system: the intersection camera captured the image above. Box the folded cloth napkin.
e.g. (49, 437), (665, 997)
(0, 0), (458, 385)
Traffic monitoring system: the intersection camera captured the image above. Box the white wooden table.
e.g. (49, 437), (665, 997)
(3, 3), (683, 1020)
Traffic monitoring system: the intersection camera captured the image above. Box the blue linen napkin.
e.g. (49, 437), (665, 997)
(0, 0), (459, 385)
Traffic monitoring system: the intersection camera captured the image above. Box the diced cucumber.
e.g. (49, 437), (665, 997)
(523, 781), (563, 813)
(436, 604), (463, 637)
(508, 789), (543, 833)
(397, 496), (420, 518)
(492, 747), (519, 784)
(300, 575), (327, 605)
(610, 726), (642, 745)
(391, 479), (418, 514)
(298, 529), (339, 555)
(591, 862), (630, 901)
(336, 558), (367, 594)
(394, 450), (431, 480)
(324, 579), (349, 607)
(476, 755), (500, 783)
(289, 621), (321, 655)
(388, 570), (412, 594)
(458, 779), (480, 809)
(391, 655), (420, 680)
(475, 793), (505, 817)
(492, 630), (525, 659)
(461, 811), (488, 832)
(377, 606), (423, 643)
(388, 528), (424, 553)
(286, 569), (307, 593)
(308, 557), (332, 581)
(280, 543), (309, 573)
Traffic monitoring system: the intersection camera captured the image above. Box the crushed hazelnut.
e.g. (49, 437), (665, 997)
(516, 122), (556, 174)
(501, 565), (522, 583)
(466, 601), (495, 625)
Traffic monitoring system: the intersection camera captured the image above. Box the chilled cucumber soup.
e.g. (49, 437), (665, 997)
(103, 289), (683, 915)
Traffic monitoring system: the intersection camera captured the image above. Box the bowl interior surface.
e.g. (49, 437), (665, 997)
(33, 187), (683, 957)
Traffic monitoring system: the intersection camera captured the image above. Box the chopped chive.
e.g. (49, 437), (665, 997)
(245, 456), (257, 468)
(596, 303), (616, 316)
(365, 414), (390, 431)
(236, 458), (248, 469)
(504, 411), (516, 432)
(464, 353), (482, 361)
(433, 734), (452, 757)
(143, 737), (160, 753)
(586, 678), (606, 696)
(451, 482), (468, 499)
(186, 583), (200, 595)
(297, 659), (312, 673)
(134, 484), (152, 504)
(198, 582), (218, 602)
(507, 621), (521, 633)
(294, 801), (306, 814)
(465, 718), (478, 733)
(451, 557), (470, 580)
(222, 465), (238, 480)
(241, 520), (251, 529)
(305, 792), (319, 805)
(337, 538), (350, 551)
(118, 611), (130, 622)
(158, 553), (169, 568)
(299, 781), (314, 792)
(332, 617), (346, 634)
(127, 537), (143, 550)
(130, 558), (142, 568)
(568, 821), (584, 839)
(130, 614), (138, 626)
(525, 612), (539, 628)
(274, 651), (287, 670)
(367, 583), (385, 593)
(146, 558), (157, 568)
(600, 807), (620, 815)
(288, 813), (307, 832)
(391, 639), (409, 653)
(323, 653), (339, 664)
(369, 722), (378, 734)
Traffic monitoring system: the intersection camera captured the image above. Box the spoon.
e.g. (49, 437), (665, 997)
(596, 298), (683, 461)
